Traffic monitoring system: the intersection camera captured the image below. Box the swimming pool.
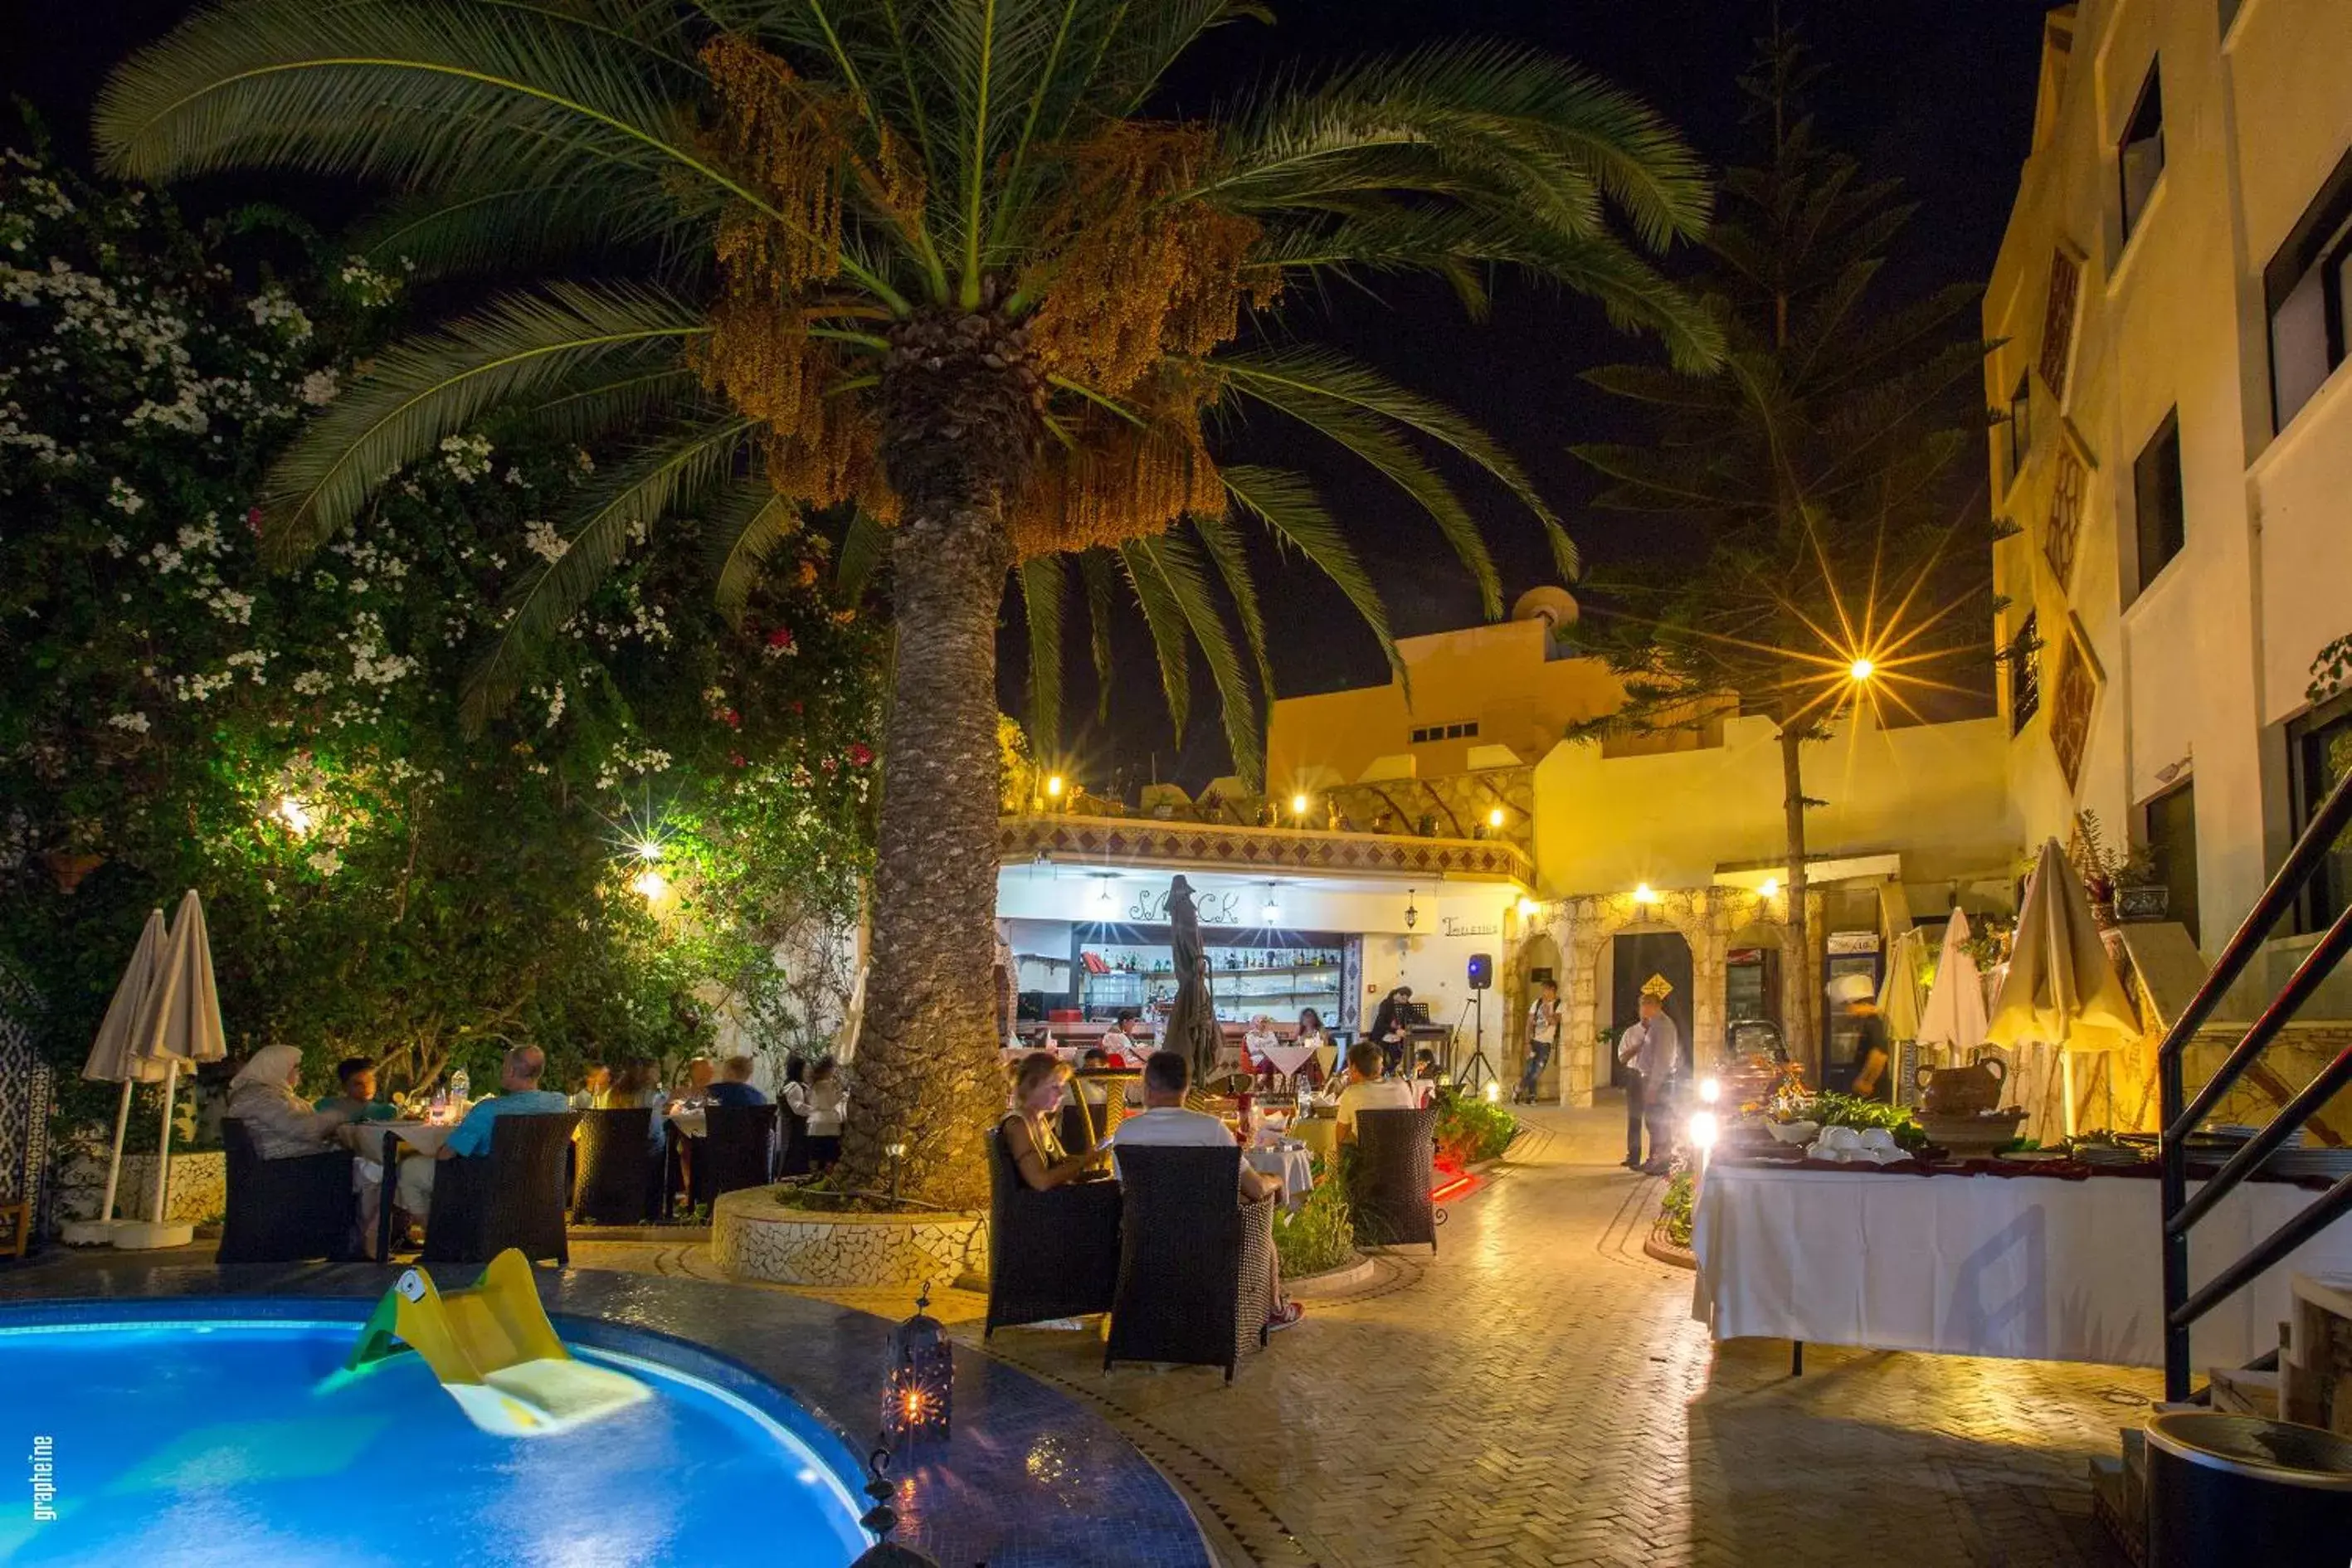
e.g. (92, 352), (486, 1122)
(0, 1314), (870, 1567)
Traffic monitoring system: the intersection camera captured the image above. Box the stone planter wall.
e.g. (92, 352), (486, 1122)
(53, 1151), (225, 1228)
(710, 1185), (987, 1288)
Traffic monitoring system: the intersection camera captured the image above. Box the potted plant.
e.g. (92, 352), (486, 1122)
(2115, 844), (2169, 922)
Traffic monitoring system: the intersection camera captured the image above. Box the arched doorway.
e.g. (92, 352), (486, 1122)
(1608, 929), (1693, 1086)
(1511, 930), (1563, 1094)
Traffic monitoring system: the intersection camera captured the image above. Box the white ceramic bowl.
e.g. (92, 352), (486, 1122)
(1804, 1142), (1848, 1163)
(1858, 1127), (1899, 1151)
(1819, 1125), (1863, 1152)
(1768, 1120), (1819, 1145)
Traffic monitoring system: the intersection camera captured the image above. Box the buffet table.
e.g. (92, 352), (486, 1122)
(1692, 1158), (2352, 1370)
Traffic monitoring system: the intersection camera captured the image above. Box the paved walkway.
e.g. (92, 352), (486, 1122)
(898, 1103), (2145, 1568)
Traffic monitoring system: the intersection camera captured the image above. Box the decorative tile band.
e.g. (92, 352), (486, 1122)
(1000, 814), (1531, 882)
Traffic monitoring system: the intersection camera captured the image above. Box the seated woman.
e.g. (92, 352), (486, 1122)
(1293, 1007), (1332, 1088)
(1242, 1014), (1280, 1088)
(229, 1045), (362, 1157)
(605, 1059), (670, 1151)
(1000, 1051), (1104, 1191)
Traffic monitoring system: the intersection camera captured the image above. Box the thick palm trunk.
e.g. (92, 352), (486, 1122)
(840, 297), (1041, 1208)
(1777, 723), (1817, 1075)
(839, 503), (1013, 1206)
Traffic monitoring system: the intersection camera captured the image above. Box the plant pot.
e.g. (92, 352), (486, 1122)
(42, 850), (105, 894)
(2116, 884), (2169, 922)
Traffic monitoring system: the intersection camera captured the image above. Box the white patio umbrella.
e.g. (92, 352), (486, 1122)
(1987, 840), (2139, 1137)
(61, 908), (171, 1245)
(1877, 926), (1928, 1044)
(1917, 908), (1991, 1061)
(115, 889), (228, 1249)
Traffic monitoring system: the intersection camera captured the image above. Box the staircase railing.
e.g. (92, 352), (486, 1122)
(2158, 766), (2352, 1400)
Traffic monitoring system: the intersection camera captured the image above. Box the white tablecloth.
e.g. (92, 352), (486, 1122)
(667, 1108), (707, 1139)
(1256, 1044), (1318, 1080)
(373, 1120), (456, 1156)
(1245, 1145), (1316, 1210)
(1692, 1160), (2352, 1369)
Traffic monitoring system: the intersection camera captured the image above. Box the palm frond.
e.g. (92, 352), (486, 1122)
(835, 508), (888, 597)
(1016, 554), (1065, 751)
(1213, 360), (1502, 616)
(1078, 546), (1118, 722)
(1128, 532), (1262, 782)
(707, 480), (803, 626)
(1118, 537), (1192, 741)
(464, 414), (759, 727)
(1187, 509), (1273, 705)
(1217, 464), (1400, 682)
(260, 282), (706, 560)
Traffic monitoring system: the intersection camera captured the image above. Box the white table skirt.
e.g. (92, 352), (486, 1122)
(1245, 1146), (1316, 1210)
(1691, 1161), (2352, 1369)
(1256, 1045), (1318, 1080)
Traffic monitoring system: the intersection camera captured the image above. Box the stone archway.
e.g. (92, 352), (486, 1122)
(1524, 885), (1819, 1108)
(1503, 928), (1564, 1095)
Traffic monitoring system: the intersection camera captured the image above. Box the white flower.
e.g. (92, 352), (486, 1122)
(105, 476), (145, 514)
(306, 848), (343, 879)
(439, 432), (493, 483)
(106, 712), (152, 734)
(522, 519), (568, 563)
(297, 369), (339, 406)
(292, 670), (334, 696)
(246, 285), (312, 342)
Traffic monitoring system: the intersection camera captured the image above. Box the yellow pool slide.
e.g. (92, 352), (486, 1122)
(343, 1248), (650, 1437)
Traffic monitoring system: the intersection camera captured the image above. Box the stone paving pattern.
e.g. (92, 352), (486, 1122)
(947, 1104), (2145, 1568)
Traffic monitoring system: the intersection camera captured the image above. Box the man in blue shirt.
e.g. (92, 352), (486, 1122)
(703, 1054), (769, 1108)
(394, 1045), (569, 1220)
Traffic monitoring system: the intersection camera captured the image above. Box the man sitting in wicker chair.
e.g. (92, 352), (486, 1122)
(1108, 1051), (1303, 1335)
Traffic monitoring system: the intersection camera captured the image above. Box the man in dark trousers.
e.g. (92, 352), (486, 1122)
(1615, 990), (1680, 1173)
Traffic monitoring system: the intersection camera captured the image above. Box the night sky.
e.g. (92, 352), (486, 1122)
(4, 1), (2049, 788)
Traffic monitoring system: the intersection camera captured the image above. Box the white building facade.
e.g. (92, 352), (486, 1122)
(1985, 0), (2352, 1014)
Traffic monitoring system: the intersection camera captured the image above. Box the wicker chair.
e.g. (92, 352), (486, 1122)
(217, 1118), (356, 1264)
(421, 1111), (579, 1266)
(984, 1126), (1122, 1337)
(694, 1104), (778, 1205)
(1349, 1104), (1439, 1252)
(569, 1108), (655, 1225)
(1103, 1145), (1274, 1381)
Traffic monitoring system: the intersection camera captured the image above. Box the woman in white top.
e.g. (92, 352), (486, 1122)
(1241, 1014), (1279, 1083)
(1098, 1010), (1142, 1065)
(801, 1054), (847, 1170)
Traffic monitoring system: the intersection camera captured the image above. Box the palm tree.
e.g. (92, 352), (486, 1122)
(100, 0), (1717, 1206)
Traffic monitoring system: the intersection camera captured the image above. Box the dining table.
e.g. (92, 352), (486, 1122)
(1255, 1043), (1320, 1083)
(356, 1119), (464, 1259)
(1244, 1142), (1317, 1210)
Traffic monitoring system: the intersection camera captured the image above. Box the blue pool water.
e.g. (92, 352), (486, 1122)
(0, 1318), (869, 1567)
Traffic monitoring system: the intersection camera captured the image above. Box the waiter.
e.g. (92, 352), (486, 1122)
(1615, 987), (1680, 1173)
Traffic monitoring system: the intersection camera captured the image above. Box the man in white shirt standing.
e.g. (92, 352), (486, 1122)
(1516, 978), (1561, 1105)
(1333, 1041), (1418, 1144)
(1615, 991), (1681, 1173)
(1108, 1051), (1303, 1332)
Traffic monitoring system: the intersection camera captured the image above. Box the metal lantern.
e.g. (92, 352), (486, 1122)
(881, 1283), (952, 1444)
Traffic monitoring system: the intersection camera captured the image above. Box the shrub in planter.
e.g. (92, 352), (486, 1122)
(1432, 1088), (1520, 1164)
(1273, 1159), (1356, 1278)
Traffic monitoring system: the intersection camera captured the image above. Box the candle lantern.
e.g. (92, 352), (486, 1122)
(881, 1283), (952, 1444)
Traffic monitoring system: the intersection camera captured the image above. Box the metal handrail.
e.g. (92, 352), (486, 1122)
(2158, 764), (2352, 1401)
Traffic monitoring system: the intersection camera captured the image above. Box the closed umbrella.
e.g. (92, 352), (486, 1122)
(116, 889), (229, 1249)
(1918, 908), (1991, 1060)
(1987, 840), (2139, 1136)
(1877, 926), (1928, 1043)
(61, 908), (170, 1245)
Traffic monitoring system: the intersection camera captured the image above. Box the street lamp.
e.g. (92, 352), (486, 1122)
(1848, 656), (1875, 683)
(1487, 806), (1505, 830)
(1044, 773), (1065, 801)
(1290, 791), (1309, 820)
(1633, 883), (1658, 906)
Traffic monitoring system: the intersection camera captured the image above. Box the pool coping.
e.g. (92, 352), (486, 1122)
(0, 1261), (1214, 1568)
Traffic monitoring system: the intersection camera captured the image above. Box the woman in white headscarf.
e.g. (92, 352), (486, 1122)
(227, 1045), (358, 1158)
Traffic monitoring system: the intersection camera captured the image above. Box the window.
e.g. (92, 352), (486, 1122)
(2119, 61), (2165, 245)
(2289, 698), (2352, 936)
(2006, 370), (2033, 481)
(2131, 411), (2185, 592)
(2040, 248), (2082, 399)
(1410, 722), (1478, 745)
(2266, 145), (2352, 432)
(2143, 782), (2200, 946)
(2008, 611), (2043, 735)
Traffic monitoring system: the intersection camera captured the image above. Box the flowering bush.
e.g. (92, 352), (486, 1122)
(0, 143), (884, 1132)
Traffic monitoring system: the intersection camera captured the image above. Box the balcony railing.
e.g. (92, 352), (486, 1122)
(2157, 763), (2352, 1400)
(999, 811), (1533, 885)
